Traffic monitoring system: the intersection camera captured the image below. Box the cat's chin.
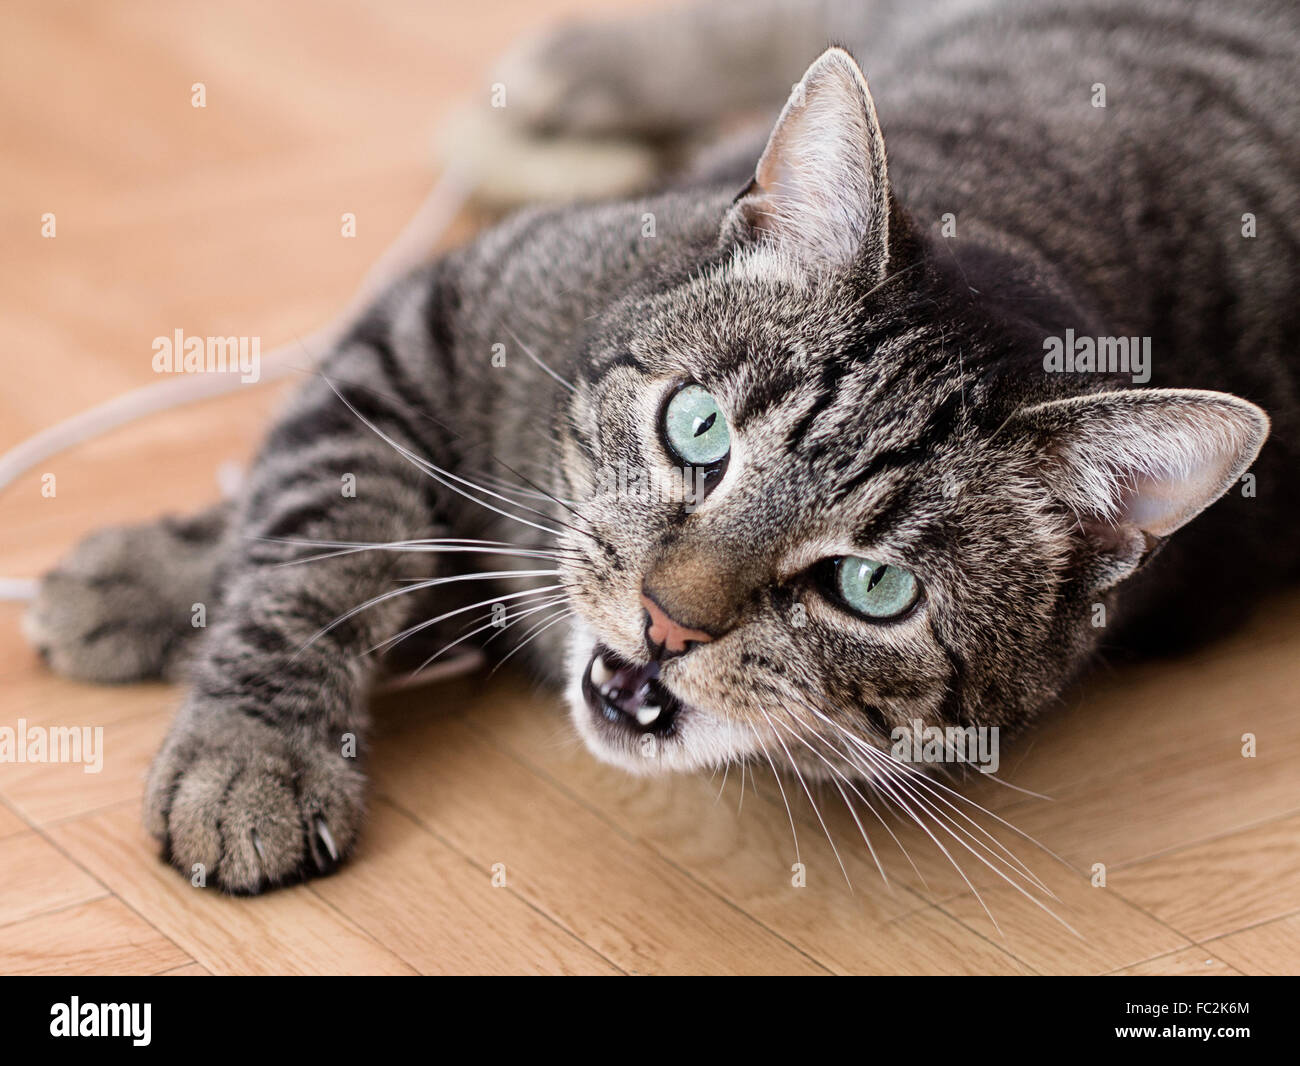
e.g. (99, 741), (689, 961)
(564, 628), (738, 776)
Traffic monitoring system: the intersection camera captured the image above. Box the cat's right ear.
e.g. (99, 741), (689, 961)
(1009, 388), (1269, 590)
(724, 47), (891, 278)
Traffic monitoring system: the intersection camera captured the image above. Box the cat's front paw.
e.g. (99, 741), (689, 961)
(24, 507), (227, 682)
(143, 701), (365, 894)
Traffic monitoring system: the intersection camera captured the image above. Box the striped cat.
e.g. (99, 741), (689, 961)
(25, 0), (1298, 893)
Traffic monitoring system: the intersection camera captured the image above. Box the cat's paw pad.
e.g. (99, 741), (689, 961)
(144, 712), (365, 894)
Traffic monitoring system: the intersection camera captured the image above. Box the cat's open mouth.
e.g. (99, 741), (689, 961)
(581, 644), (685, 738)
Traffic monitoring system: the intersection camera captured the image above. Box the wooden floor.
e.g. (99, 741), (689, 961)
(2, 1), (1299, 976)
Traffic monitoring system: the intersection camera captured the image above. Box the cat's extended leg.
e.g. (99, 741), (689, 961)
(24, 502), (233, 682)
(138, 295), (455, 894)
(493, 0), (885, 138)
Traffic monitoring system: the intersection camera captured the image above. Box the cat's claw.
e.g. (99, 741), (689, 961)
(312, 817), (340, 874)
(144, 698), (365, 895)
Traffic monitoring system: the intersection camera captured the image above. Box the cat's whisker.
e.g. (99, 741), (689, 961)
(395, 596), (568, 673)
(858, 748), (1060, 906)
(260, 534), (560, 553)
(751, 733), (800, 865)
(808, 705), (1071, 885)
(835, 765), (930, 889)
(773, 710), (931, 892)
(829, 777), (890, 890)
(854, 760), (1053, 901)
(965, 769), (1054, 804)
(795, 705), (1061, 907)
(441, 595), (569, 663)
(294, 568), (558, 661)
(862, 759), (1004, 935)
(481, 597), (572, 659)
(858, 779), (932, 891)
(366, 585), (565, 656)
(789, 718), (929, 898)
(736, 757), (747, 815)
(257, 531), (592, 579)
(265, 537), (584, 570)
(851, 744), (1062, 900)
(425, 449), (602, 546)
(829, 759), (931, 890)
(478, 471), (579, 508)
(832, 729), (1070, 923)
(309, 367), (600, 546)
(867, 757), (1080, 937)
(481, 449), (604, 536)
(489, 606), (576, 676)
(714, 718), (735, 804)
(714, 755), (731, 805)
(417, 451), (600, 546)
(763, 711), (889, 889)
(775, 699), (1034, 915)
(409, 594), (567, 679)
(750, 682), (927, 888)
(503, 325), (577, 394)
(474, 592), (569, 643)
(759, 709), (852, 890)
(323, 377), (574, 540)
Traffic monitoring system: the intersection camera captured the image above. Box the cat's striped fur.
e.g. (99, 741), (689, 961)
(26, 0), (1298, 892)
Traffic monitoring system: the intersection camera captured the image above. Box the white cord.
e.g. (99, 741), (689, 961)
(0, 579), (40, 601)
(0, 169), (472, 601)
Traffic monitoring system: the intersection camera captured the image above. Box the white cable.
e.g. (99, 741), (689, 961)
(0, 579), (40, 601)
(0, 168), (473, 601)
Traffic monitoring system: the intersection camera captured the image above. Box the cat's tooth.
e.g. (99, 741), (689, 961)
(636, 704), (662, 726)
(590, 655), (613, 687)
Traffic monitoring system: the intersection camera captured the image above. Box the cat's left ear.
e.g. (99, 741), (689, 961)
(725, 46), (891, 277)
(1010, 389), (1269, 589)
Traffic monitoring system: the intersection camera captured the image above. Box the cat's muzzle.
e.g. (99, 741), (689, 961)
(582, 644), (684, 738)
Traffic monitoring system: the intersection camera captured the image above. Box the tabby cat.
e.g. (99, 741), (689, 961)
(25, 0), (1298, 893)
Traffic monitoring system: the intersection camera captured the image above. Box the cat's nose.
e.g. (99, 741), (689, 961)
(640, 590), (716, 660)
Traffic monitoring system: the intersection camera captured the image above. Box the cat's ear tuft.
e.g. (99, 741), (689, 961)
(1012, 389), (1269, 588)
(726, 47), (891, 277)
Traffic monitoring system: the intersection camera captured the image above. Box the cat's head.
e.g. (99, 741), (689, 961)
(554, 48), (1268, 780)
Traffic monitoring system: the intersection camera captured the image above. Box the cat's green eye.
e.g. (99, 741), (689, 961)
(833, 556), (919, 620)
(663, 384), (730, 467)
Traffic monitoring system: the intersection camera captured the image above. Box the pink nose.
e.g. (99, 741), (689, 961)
(640, 592), (715, 657)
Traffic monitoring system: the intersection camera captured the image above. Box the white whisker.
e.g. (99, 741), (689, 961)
(807, 703), (1070, 884)
(752, 702), (904, 890)
(323, 377), (569, 538)
(864, 755), (1079, 936)
(504, 325), (577, 394)
(865, 761), (1003, 935)
(409, 593), (567, 677)
(367, 585), (564, 656)
(752, 734), (800, 865)
(293, 568), (558, 660)
(491, 608), (576, 674)
(760, 709), (851, 889)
